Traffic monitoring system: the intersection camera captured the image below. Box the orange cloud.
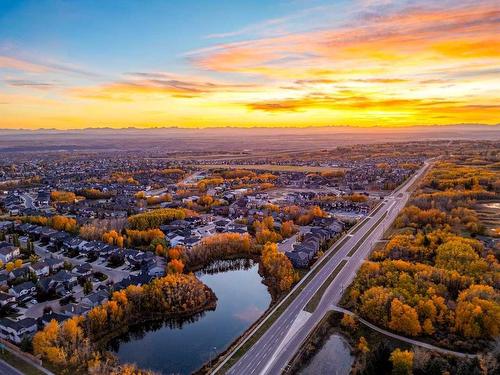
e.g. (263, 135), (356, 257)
(71, 72), (258, 101)
(432, 39), (500, 59)
(245, 93), (500, 124)
(2, 1), (499, 129)
(192, 2), (500, 78)
(0, 56), (48, 73)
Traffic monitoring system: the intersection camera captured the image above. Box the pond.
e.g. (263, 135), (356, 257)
(299, 334), (354, 375)
(108, 259), (271, 374)
(482, 202), (500, 210)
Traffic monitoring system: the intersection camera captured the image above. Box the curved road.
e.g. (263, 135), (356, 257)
(21, 193), (35, 209)
(215, 161), (432, 375)
(330, 306), (477, 359)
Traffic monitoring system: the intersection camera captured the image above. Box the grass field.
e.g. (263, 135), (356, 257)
(347, 212), (387, 257)
(0, 350), (46, 375)
(197, 164), (347, 173)
(304, 260), (347, 313)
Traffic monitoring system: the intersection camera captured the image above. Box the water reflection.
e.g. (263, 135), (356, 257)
(197, 257), (255, 275)
(109, 259), (271, 374)
(107, 311), (208, 353)
(299, 334), (354, 375)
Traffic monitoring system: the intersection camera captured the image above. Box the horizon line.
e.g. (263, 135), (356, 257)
(1, 123), (499, 132)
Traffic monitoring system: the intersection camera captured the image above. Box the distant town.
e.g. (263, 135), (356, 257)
(0, 139), (498, 375)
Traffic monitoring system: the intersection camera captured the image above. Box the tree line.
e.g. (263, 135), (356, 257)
(342, 160), (499, 351)
(33, 273), (215, 374)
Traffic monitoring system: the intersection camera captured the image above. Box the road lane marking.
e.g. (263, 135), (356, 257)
(216, 164), (429, 375)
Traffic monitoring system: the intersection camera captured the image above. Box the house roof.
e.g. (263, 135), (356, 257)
(39, 312), (69, 324)
(44, 258), (64, 267)
(0, 243), (18, 255)
(83, 290), (108, 304)
(129, 273), (154, 285)
(11, 281), (35, 293)
(0, 291), (15, 302)
(31, 262), (49, 271)
(52, 270), (76, 282)
(60, 303), (92, 316)
(10, 267), (30, 278)
(75, 263), (92, 272)
(0, 317), (37, 331)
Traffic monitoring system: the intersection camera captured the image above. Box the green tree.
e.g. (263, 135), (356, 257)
(83, 279), (93, 295)
(390, 348), (414, 375)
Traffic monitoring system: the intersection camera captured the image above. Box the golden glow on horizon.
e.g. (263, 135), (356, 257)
(1, 2), (499, 129)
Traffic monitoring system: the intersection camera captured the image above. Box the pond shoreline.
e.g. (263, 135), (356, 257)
(287, 311), (354, 374)
(95, 289), (218, 350)
(187, 253), (283, 303)
(109, 259), (272, 375)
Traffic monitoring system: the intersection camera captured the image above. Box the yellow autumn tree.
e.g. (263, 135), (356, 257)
(390, 348), (414, 375)
(389, 298), (422, 336)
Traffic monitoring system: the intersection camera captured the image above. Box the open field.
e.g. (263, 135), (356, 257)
(197, 164), (347, 173)
(304, 260), (347, 313)
(1, 126), (498, 154)
(474, 201), (500, 235)
(0, 351), (46, 375)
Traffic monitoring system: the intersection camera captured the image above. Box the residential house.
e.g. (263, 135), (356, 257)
(38, 311), (69, 327)
(0, 221), (14, 234)
(29, 261), (50, 277)
(63, 237), (88, 252)
(285, 251), (309, 268)
(0, 291), (15, 306)
(44, 257), (65, 273)
(142, 259), (165, 277)
(52, 270), (78, 290)
(0, 317), (37, 343)
(9, 266), (31, 280)
(0, 273), (9, 287)
(9, 281), (36, 299)
(60, 303), (92, 317)
(129, 273), (154, 286)
(18, 236), (30, 251)
(0, 242), (20, 263)
(81, 290), (108, 308)
(73, 263), (93, 277)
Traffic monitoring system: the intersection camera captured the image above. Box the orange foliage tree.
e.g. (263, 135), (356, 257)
(185, 233), (255, 268)
(261, 242), (298, 293)
(280, 220), (298, 238)
(22, 215), (78, 233)
(50, 191), (76, 203)
(33, 274), (215, 373)
(128, 208), (192, 230)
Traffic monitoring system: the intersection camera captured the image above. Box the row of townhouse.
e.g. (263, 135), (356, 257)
(285, 221), (344, 268)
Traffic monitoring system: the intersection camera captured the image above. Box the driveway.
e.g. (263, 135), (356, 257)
(278, 226), (310, 253)
(24, 299), (58, 319)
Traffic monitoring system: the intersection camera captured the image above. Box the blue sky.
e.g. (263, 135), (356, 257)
(0, 0), (498, 129)
(0, 0), (332, 79)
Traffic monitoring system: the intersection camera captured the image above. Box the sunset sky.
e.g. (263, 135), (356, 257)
(0, 0), (499, 129)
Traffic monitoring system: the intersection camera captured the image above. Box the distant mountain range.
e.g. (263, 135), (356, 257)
(0, 124), (498, 154)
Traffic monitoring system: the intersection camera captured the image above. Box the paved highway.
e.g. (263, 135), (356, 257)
(219, 160), (431, 375)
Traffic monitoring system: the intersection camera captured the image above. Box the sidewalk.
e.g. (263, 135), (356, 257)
(330, 306), (477, 359)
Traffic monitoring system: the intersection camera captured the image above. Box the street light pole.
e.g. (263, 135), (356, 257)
(209, 346), (217, 370)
